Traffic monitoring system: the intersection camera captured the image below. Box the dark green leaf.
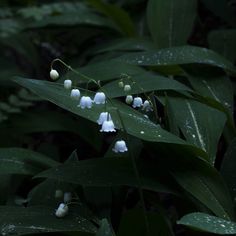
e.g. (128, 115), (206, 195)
(147, 0), (197, 48)
(178, 212), (236, 234)
(96, 219), (115, 236)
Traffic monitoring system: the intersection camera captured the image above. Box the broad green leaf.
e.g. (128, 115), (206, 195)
(147, 0), (197, 48)
(65, 60), (145, 82)
(0, 206), (97, 235)
(166, 97), (227, 164)
(0, 148), (58, 175)
(36, 157), (177, 195)
(13, 78), (207, 156)
(221, 138), (236, 200)
(88, 0), (135, 36)
(119, 46), (236, 75)
(178, 212), (236, 235)
(208, 29), (236, 63)
(101, 71), (192, 98)
(172, 162), (234, 220)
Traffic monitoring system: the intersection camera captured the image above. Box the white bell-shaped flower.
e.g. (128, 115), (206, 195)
(63, 192), (72, 203)
(79, 96), (93, 109)
(93, 92), (106, 104)
(50, 69), (59, 80)
(118, 81), (124, 88)
(125, 95), (133, 104)
(112, 140), (128, 153)
(70, 89), (80, 100)
(97, 112), (111, 125)
(55, 203), (68, 218)
(142, 100), (153, 112)
(100, 120), (116, 132)
(124, 84), (131, 92)
(132, 97), (143, 108)
(64, 80), (72, 90)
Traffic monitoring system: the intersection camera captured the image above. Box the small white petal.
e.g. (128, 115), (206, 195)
(132, 97), (143, 108)
(124, 84), (131, 92)
(93, 92), (106, 104)
(55, 203), (68, 218)
(118, 81), (124, 88)
(64, 80), (72, 89)
(97, 112), (111, 125)
(64, 192), (72, 203)
(112, 140), (128, 153)
(100, 120), (116, 132)
(142, 100), (153, 112)
(79, 96), (93, 109)
(70, 89), (81, 100)
(50, 69), (59, 80)
(125, 95), (133, 104)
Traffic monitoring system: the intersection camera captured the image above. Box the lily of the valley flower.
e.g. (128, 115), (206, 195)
(70, 89), (80, 100)
(64, 80), (72, 90)
(55, 203), (68, 218)
(50, 69), (59, 80)
(112, 140), (128, 153)
(94, 92), (106, 104)
(142, 100), (153, 112)
(124, 84), (131, 92)
(100, 120), (116, 132)
(125, 95), (133, 104)
(97, 112), (111, 125)
(132, 97), (143, 108)
(79, 96), (93, 109)
(63, 192), (72, 203)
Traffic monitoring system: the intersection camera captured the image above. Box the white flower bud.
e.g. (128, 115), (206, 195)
(118, 81), (124, 88)
(64, 80), (72, 90)
(63, 192), (72, 203)
(50, 69), (59, 80)
(100, 120), (116, 132)
(125, 95), (133, 104)
(55, 203), (68, 218)
(97, 112), (111, 125)
(112, 140), (128, 153)
(142, 100), (153, 112)
(124, 84), (131, 92)
(55, 189), (63, 199)
(78, 96), (93, 109)
(93, 92), (106, 104)
(132, 97), (143, 108)
(70, 89), (80, 100)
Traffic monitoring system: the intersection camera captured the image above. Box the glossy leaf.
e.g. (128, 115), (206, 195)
(0, 148), (58, 175)
(36, 157), (177, 195)
(102, 71), (192, 98)
(119, 46), (236, 75)
(96, 219), (115, 236)
(167, 97), (226, 164)
(147, 0), (197, 48)
(178, 212), (236, 234)
(13, 78), (206, 155)
(0, 206), (97, 235)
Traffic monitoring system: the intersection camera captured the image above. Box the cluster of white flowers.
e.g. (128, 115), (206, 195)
(55, 191), (72, 218)
(125, 94), (152, 112)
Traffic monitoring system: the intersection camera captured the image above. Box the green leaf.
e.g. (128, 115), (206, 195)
(178, 212), (236, 235)
(0, 206), (97, 235)
(0, 148), (58, 175)
(208, 29), (236, 63)
(88, 0), (135, 36)
(147, 0), (197, 48)
(119, 46), (236, 75)
(36, 157), (177, 195)
(221, 138), (236, 200)
(96, 219), (115, 236)
(166, 97), (227, 164)
(13, 78), (206, 156)
(102, 71), (192, 98)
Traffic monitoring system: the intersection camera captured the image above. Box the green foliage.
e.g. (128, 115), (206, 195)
(0, 0), (236, 235)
